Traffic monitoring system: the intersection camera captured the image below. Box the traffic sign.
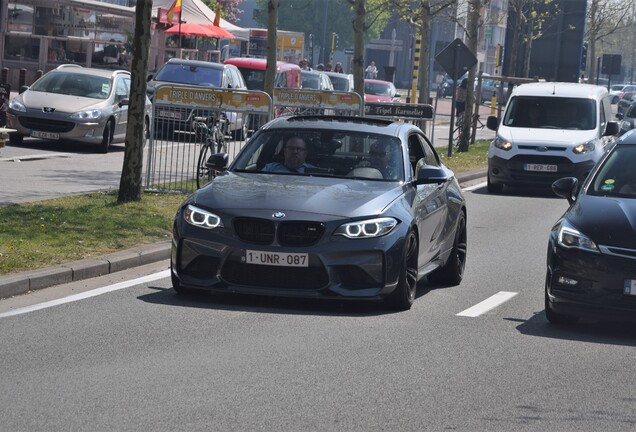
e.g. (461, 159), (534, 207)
(435, 38), (477, 80)
(344, 48), (354, 55)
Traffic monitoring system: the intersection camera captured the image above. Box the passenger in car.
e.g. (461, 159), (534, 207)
(263, 136), (316, 173)
(356, 140), (399, 179)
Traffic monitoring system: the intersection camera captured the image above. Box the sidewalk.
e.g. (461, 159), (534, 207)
(0, 169), (487, 299)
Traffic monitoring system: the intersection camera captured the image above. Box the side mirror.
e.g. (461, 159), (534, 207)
(604, 121), (620, 136)
(205, 153), (229, 172)
(394, 92), (402, 98)
(118, 97), (129, 107)
(487, 116), (499, 131)
(415, 165), (449, 185)
(552, 177), (578, 205)
(616, 112), (624, 120)
(19, 85), (29, 94)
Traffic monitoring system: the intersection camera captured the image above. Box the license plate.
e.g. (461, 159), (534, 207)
(158, 110), (182, 120)
(31, 130), (59, 140)
(243, 250), (308, 267)
(624, 280), (636, 295)
(524, 163), (557, 172)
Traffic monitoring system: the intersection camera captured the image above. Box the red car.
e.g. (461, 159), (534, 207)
(364, 79), (402, 103)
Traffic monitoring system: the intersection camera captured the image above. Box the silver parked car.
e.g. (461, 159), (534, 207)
(6, 64), (151, 153)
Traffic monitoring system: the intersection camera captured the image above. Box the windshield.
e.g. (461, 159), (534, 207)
(238, 67), (265, 90)
(155, 63), (223, 87)
(231, 129), (404, 181)
(301, 74), (320, 90)
(365, 81), (395, 96)
(589, 145), (636, 198)
(329, 76), (350, 91)
(30, 72), (111, 99)
(502, 96), (596, 130)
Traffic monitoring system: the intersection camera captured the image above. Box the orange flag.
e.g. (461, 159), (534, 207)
(213, 1), (221, 27)
(167, 0), (182, 24)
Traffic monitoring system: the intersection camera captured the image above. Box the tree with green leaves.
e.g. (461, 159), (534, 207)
(585, 0), (631, 82)
(201, 0), (246, 23)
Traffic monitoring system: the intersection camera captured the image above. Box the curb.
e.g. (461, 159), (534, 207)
(0, 170), (486, 299)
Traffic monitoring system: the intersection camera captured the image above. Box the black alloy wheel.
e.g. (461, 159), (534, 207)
(428, 211), (467, 286)
(386, 230), (419, 311)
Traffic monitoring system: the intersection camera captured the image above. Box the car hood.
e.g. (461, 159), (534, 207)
(567, 194), (636, 248)
(501, 127), (595, 145)
(364, 94), (399, 103)
(20, 91), (105, 112)
(192, 172), (405, 219)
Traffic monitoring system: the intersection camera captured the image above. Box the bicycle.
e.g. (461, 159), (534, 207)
(193, 113), (227, 189)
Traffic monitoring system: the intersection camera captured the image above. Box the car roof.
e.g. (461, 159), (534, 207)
(54, 65), (129, 78)
(324, 72), (352, 78)
(224, 58), (300, 71)
(615, 129), (636, 145)
(364, 78), (394, 85)
(165, 58), (227, 69)
(512, 82), (609, 99)
(258, 115), (413, 136)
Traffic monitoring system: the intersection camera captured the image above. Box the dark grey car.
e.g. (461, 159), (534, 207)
(171, 116), (468, 311)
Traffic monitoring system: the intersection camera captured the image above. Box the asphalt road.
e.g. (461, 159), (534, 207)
(1, 184), (635, 431)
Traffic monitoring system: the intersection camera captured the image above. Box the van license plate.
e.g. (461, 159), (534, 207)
(243, 250), (308, 267)
(524, 163), (557, 172)
(31, 130), (59, 140)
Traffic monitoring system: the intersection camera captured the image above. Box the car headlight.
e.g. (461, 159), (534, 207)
(183, 204), (224, 229)
(493, 136), (512, 151)
(572, 139), (595, 154)
(557, 219), (599, 253)
(8, 99), (26, 112)
(70, 109), (103, 120)
(334, 217), (398, 239)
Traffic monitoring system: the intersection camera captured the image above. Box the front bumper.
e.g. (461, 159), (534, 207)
(7, 111), (107, 145)
(546, 240), (636, 322)
(488, 154), (596, 188)
(171, 219), (408, 301)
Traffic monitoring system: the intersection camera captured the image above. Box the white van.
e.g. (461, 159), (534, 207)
(485, 82), (619, 193)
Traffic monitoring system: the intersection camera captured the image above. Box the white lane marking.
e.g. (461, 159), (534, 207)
(456, 291), (518, 317)
(0, 270), (171, 319)
(462, 181), (487, 192)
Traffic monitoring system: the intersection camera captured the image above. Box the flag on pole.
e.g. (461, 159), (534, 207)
(167, 0), (182, 24)
(213, 2), (221, 27)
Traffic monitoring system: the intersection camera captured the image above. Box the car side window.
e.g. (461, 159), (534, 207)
(407, 134), (426, 177)
(115, 77), (128, 101)
(418, 134), (440, 167)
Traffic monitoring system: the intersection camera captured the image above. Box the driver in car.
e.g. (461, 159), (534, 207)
(263, 136), (316, 173)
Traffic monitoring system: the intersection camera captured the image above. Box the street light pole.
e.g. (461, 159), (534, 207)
(320, 0), (329, 65)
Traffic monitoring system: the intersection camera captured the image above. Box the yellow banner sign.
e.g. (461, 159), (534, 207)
(154, 85), (271, 113)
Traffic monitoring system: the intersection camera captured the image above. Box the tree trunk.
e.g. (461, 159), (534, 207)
(264, 0), (279, 98)
(118, 0), (153, 203)
(352, 0), (366, 99)
(458, 0), (479, 152)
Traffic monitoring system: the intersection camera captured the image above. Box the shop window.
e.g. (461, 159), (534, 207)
(4, 34), (40, 62)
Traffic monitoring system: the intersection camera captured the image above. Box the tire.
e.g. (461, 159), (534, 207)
(544, 273), (578, 325)
(196, 144), (213, 189)
(428, 211), (467, 286)
(386, 230), (419, 311)
(98, 119), (113, 153)
(487, 173), (504, 194)
(9, 133), (23, 145)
